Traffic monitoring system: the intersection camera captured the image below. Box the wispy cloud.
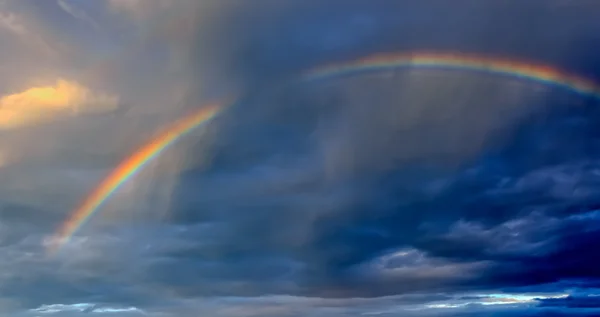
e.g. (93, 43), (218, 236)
(57, 0), (101, 32)
(0, 11), (57, 57)
(30, 303), (146, 314)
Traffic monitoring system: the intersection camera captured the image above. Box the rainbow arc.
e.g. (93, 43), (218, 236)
(49, 51), (600, 253)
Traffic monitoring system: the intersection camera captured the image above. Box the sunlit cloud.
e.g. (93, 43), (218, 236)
(0, 79), (119, 129)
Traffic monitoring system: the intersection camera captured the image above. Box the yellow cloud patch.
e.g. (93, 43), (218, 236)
(0, 79), (119, 129)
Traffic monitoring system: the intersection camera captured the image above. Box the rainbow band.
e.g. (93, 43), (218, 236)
(49, 104), (221, 253)
(50, 51), (600, 253)
(302, 52), (600, 98)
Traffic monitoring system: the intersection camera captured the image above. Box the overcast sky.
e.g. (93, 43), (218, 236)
(2, 1), (600, 316)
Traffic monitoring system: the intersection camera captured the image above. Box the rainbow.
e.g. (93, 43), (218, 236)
(50, 51), (600, 253)
(302, 52), (600, 98)
(49, 104), (222, 253)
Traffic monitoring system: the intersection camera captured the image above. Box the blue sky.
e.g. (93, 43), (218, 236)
(2, 0), (600, 316)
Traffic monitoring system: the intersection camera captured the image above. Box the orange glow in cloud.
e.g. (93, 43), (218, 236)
(0, 79), (119, 129)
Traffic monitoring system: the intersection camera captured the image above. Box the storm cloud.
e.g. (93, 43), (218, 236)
(1, 0), (600, 316)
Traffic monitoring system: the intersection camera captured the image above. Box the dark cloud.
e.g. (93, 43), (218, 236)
(539, 295), (600, 309)
(152, 0), (600, 302)
(3, 0), (600, 316)
(189, 0), (600, 94)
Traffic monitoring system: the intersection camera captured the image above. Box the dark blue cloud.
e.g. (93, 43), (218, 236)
(157, 0), (600, 303)
(539, 295), (600, 309)
(190, 0), (600, 92)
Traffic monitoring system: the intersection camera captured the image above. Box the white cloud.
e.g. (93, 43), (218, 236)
(30, 303), (95, 314)
(30, 303), (146, 314)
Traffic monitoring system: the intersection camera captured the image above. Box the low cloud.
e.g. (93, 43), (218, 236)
(29, 303), (145, 315)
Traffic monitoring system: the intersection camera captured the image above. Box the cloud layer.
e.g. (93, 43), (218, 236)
(1, 1), (600, 316)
